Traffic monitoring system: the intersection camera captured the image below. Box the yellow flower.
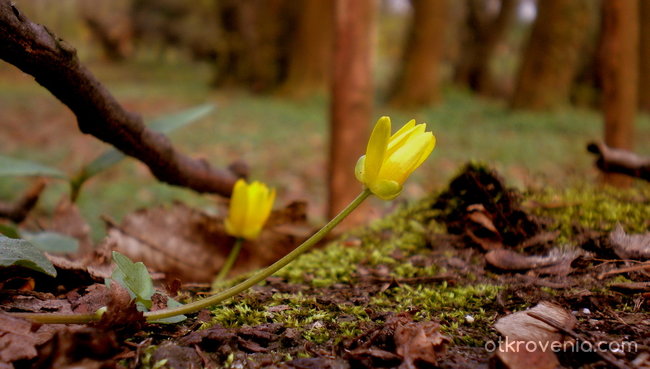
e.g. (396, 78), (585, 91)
(355, 116), (436, 200)
(224, 179), (276, 240)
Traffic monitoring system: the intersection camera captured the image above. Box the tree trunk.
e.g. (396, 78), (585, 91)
(511, 0), (595, 110)
(328, 0), (375, 223)
(281, 0), (334, 97)
(387, 0), (448, 108)
(454, 0), (518, 95)
(639, 0), (650, 111)
(78, 0), (132, 61)
(212, 0), (297, 93)
(599, 0), (638, 185)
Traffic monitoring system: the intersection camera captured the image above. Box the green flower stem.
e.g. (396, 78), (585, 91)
(143, 188), (371, 321)
(214, 237), (244, 283)
(11, 311), (101, 324)
(12, 189), (372, 324)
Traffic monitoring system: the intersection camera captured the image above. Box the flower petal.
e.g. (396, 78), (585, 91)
(363, 116), (391, 184)
(386, 122), (426, 158)
(410, 132), (436, 170)
(390, 119), (416, 140)
(226, 179), (249, 237)
(379, 132), (434, 184)
(225, 179), (275, 240)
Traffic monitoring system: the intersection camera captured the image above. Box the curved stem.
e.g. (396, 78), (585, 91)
(11, 189), (371, 324)
(144, 189), (371, 321)
(214, 238), (243, 283)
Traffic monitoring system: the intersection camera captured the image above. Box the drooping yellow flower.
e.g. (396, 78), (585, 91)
(224, 179), (276, 240)
(355, 116), (436, 200)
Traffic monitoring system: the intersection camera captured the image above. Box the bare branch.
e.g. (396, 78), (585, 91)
(587, 141), (650, 182)
(0, 1), (238, 196)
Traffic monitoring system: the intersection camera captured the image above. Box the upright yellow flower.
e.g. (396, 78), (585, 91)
(355, 116), (436, 200)
(224, 179), (276, 240)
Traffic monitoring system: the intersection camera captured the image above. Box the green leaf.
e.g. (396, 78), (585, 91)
(70, 104), (215, 199)
(149, 297), (186, 324)
(0, 155), (66, 179)
(148, 103), (215, 133)
(22, 231), (79, 253)
(0, 235), (57, 277)
(111, 251), (154, 309)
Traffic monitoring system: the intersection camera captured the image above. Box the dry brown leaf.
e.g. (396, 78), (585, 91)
(93, 282), (145, 331)
(0, 312), (39, 368)
(492, 301), (576, 369)
(485, 248), (580, 276)
(467, 204), (499, 234)
(32, 326), (122, 369)
(394, 321), (449, 369)
(467, 228), (503, 251)
(105, 202), (311, 282)
(609, 224), (650, 260)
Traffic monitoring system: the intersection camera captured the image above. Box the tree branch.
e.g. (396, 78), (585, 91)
(587, 141), (650, 181)
(0, 1), (239, 196)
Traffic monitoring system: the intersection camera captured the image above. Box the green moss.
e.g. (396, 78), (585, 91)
(527, 185), (650, 243)
(276, 195), (442, 287)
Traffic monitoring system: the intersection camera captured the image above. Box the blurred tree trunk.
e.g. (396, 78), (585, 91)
(211, 0), (297, 93)
(454, 0), (518, 95)
(387, 0), (448, 108)
(639, 0), (650, 111)
(599, 0), (638, 185)
(567, 2), (602, 109)
(281, 0), (334, 97)
(328, 0), (375, 222)
(78, 0), (132, 61)
(511, 0), (594, 110)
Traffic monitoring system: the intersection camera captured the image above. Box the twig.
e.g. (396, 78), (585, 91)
(527, 311), (631, 369)
(0, 1), (239, 196)
(0, 179), (46, 223)
(598, 262), (650, 280)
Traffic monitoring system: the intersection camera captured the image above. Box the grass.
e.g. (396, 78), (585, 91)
(0, 54), (649, 241)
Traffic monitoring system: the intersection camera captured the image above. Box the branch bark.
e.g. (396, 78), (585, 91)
(0, 1), (238, 196)
(587, 142), (650, 182)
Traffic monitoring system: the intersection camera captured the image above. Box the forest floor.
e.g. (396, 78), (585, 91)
(1, 57), (650, 368)
(1, 164), (650, 369)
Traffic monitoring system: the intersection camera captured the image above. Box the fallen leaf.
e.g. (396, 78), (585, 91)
(609, 224), (650, 260)
(394, 320), (449, 369)
(151, 343), (203, 369)
(467, 204), (499, 234)
(492, 301), (576, 369)
(485, 248), (580, 276)
(0, 290), (72, 314)
(0, 312), (39, 368)
(466, 228), (503, 251)
(31, 326), (122, 369)
(93, 282), (145, 331)
(345, 313), (447, 369)
(105, 202), (311, 282)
